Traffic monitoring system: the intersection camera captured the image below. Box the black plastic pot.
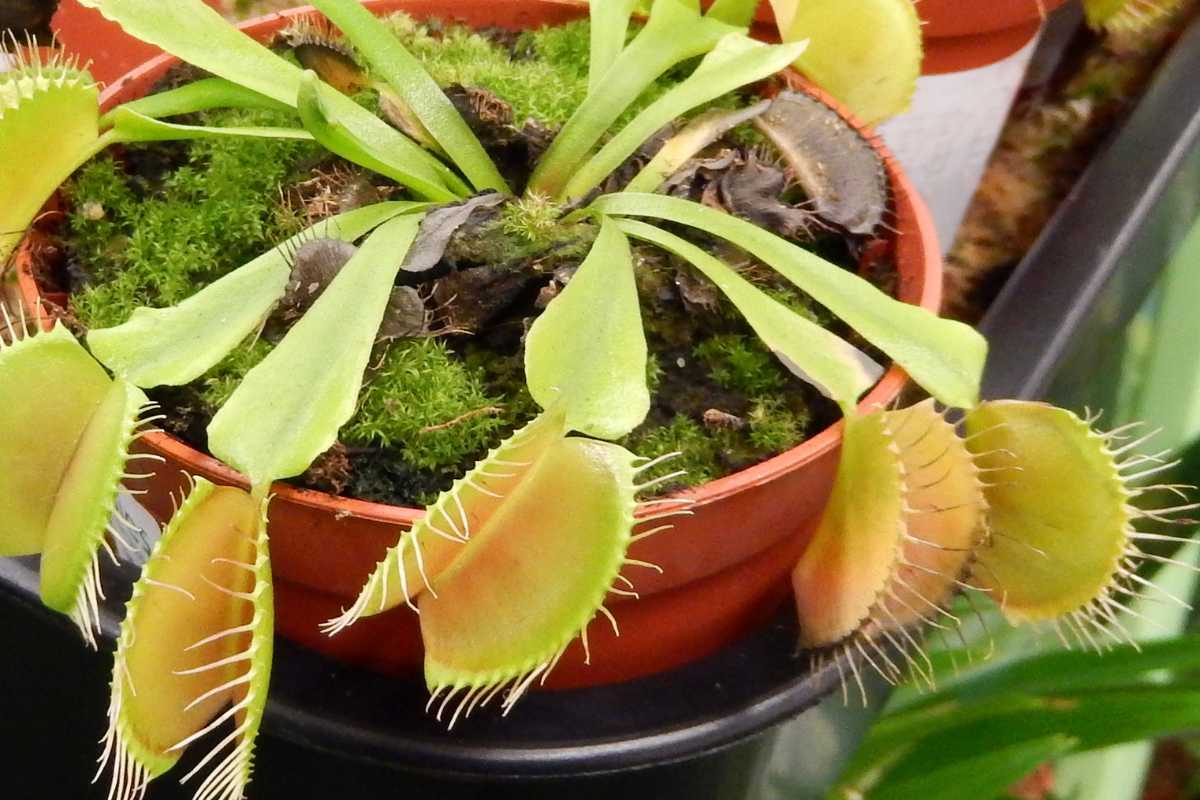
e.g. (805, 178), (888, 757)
(4, 10), (1200, 800)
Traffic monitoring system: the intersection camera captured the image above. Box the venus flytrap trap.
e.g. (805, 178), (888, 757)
(964, 402), (1200, 650)
(0, 44), (101, 264)
(99, 478), (273, 800)
(1083, 0), (1189, 32)
(791, 400), (988, 701)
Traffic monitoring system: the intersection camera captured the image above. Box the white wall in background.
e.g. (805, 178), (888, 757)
(877, 37), (1041, 252)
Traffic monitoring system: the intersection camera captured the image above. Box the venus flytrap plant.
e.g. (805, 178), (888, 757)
(87, 202), (423, 387)
(78, 0), (467, 200)
(304, 0), (509, 194)
(560, 33), (809, 202)
(588, 192), (989, 410)
(0, 311), (161, 646)
(791, 400), (988, 701)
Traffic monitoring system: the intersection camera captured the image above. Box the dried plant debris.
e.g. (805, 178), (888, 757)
(401, 192), (508, 280)
(431, 263), (535, 335)
(278, 238), (358, 318)
(754, 91), (889, 235)
(717, 154), (822, 241)
(377, 286), (430, 341)
(945, 0), (1199, 321)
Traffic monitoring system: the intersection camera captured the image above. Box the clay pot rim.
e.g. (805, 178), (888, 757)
(16, 0), (942, 529)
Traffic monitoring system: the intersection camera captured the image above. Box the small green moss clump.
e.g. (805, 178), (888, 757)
(69, 107), (316, 329)
(343, 338), (508, 475)
(694, 334), (787, 396)
(386, 15), (590, 127)
(748, 397), (809, 453)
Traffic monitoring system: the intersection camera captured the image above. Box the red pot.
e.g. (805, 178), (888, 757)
(51, 0), (226, 84)
(706, 0), (1074, 75)
(918, 0), (1074, 74)
(17, 0), (942, 689)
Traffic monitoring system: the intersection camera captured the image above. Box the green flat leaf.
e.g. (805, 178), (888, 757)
(588, 0), (641, 93)
(0, 56), (103, 263)
(296, 71), (456, 202)
(706, 0), (761, 25)
(769, 0), (922, 125)
(590, 193), (987, 408)
(88, 202), (422, 388)
(107, 106), (311, 143)
(528, 0), (740, 197)
(78, 0), (464, 200)
(859, 735), (1076, 800)
(207, 213), (423, 486)
(847, 688), (1200, 797)
(101, 77), (292, 127)
(898, 635), (1200, 714)
(525, 218), (649, 439)
(617, 219), (879, 410)
(307, 0), (507, 194)
(563, 34), (807, 201)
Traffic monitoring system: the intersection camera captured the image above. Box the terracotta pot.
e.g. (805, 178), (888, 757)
(918, 0), (1075, 74)
(51, 0), (226, 84)
(706, 0), (1073, 75)
(17, 0), (942, 689)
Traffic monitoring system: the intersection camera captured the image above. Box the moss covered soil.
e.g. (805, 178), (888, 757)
(46, 14), (894, 507)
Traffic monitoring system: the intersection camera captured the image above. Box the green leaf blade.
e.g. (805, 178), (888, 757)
(525, 218), (650, 439)
(108, 106), (312, 144)
(296, 71), (457, 202)
(87, 202), (422, 388)
(564, 35), (807, 202)
(588, 0), (641, 93)
(307, 0), (508, 195)
(528, 0), (741, 198)
(862, 735), (1077, 800)
(77, 0), (462, 200)
(207, 213), (424, 486)
(617, 218), (879, 409)
(101, 77), (292, 127)
(591, 193), (987, 408)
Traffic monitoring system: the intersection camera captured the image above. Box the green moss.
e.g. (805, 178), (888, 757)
(343, 338), (508, 474)
(747, 397), (808, 453)
(623, 414), (725, 491)
(385, 15), (589, 127)
(69, 106), (318, 330)
(694, 334), (786, 396)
